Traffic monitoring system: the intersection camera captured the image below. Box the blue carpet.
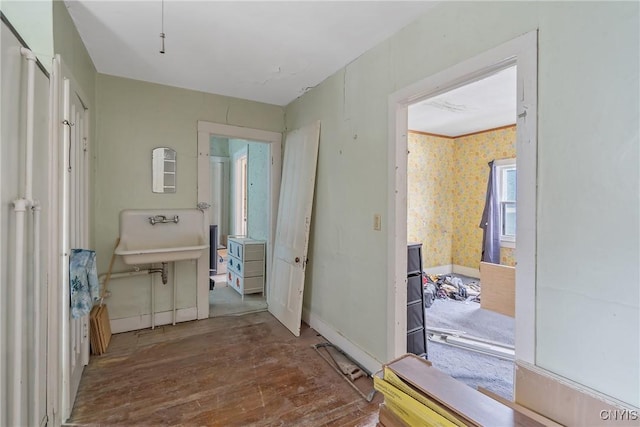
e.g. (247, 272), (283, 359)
(425, 292), (515, 400)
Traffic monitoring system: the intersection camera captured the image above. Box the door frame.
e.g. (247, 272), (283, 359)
(197, 122), (282, 319)
(209, 156), (230, 249)
(387, 31), (538, 364)
(231, 146), (248, 236)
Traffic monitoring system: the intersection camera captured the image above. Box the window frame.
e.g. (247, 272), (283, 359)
(495, 158), (517, 248)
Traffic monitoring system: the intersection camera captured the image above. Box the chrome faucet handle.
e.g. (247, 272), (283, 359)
(197, 202), (211, 211)
(148, 214), (178, 225)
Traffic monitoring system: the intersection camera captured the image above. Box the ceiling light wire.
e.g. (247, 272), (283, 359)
(159, 0), (165, 54)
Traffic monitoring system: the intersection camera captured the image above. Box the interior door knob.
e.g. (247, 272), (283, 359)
(295, 257), (300, 263)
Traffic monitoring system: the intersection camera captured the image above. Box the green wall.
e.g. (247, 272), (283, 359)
(52, 0), (96, 105)
(94, 74), (284, 321)
(285, 1), (639, 406)
(246, 142), (269, 241)
(0, 0), (53, 71)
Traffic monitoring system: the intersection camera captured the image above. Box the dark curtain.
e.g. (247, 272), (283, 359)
(480, 160), (500, 264)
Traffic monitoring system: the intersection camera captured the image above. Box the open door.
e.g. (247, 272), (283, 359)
(268, 121), (320, 336)
(60, 71), (91, 420)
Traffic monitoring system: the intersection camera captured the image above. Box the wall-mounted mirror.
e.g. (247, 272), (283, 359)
(152, 147), (176, 193)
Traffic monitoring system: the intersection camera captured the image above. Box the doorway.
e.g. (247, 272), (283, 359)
(406, 65), (517, 398)
(209, 137), (271, 316)
(387, 31), (538, 387)
(196, 122), (282, 319)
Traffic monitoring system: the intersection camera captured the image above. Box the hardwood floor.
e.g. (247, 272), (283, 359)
(68, 312), (382, 426)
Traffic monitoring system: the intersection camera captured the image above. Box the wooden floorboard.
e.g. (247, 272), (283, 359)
(68, 312), (381, 426)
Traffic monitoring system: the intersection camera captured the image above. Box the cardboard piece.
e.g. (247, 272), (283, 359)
(90, 238), (117, 355)
(480, 261), (515, 317)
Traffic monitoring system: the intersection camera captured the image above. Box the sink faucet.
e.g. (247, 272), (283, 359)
(148, 215), (179, 225)
(149, 215), (166, 225)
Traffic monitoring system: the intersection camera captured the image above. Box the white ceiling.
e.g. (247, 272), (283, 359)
(408, 66), (517, 137)
(65, 1), (438, 106)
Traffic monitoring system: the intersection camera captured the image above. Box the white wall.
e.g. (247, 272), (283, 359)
(285, 1), (639, 406)
(94, 74), (284, 324)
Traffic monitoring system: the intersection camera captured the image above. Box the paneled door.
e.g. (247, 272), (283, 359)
(268, 121), (320, 336)
(60, 75), (90, 420)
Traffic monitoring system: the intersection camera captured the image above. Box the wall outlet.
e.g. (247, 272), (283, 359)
(373, 213), (381, 231)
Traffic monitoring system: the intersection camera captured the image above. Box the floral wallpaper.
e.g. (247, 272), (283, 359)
(407, 126), (516, 269)
(452, 127), (516, 268)
(407, 133), (453, 268)
(501, 247), (516, 267)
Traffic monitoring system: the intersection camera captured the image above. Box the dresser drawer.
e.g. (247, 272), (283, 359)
(228, 240), (243, 259)
(227, 271), (264, 295)
(227, 237), (265, 262)
(243, 243), (264, 261)
(228, 256), (264, 277)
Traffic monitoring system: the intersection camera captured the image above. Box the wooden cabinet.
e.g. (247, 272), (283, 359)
(407, 243), (427, 358)
(227, 237), (265, 298)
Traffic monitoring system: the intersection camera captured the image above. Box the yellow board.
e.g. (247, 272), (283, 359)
(373, 375), (457, 427)
(383, 367), (465, 426)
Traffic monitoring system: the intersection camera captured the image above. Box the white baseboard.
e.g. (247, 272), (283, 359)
(302, 308), (382, 375)
(110, 307), (198, 334)
(423, 265), (453, 276)
(452, 264), (481, 279)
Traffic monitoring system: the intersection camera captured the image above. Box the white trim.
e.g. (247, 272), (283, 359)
(387, 104), (409, 362)
(231, 146), (248, 236)
(513, 31), (538, 364)
(423, 265), (453, 276)
(197, 122), (282, 320)
(452, 265), (481, 279)
(47, 54), (62, 427)
(388, 31), (538, 364)
(110, 307), (198, 334)
(302, 308), (382, 375)
(209, 156), (230, 249)
(496, 159), (517, 245)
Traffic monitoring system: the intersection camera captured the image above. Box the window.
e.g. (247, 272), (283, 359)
(496, 159), (516, 246)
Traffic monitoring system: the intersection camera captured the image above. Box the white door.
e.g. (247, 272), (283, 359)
(61, 77), (90, 419)
(268, 121), (320, 336)
(232, 149), (248, 236)
(210, 156), (229, 248)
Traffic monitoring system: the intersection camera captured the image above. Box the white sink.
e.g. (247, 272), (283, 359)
(114, 209), (208, 265)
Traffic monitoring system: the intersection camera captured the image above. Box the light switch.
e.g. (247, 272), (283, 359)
(373, 214), (381, 231)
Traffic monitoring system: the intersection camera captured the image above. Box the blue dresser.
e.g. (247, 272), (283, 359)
(227, 237), (266, 298)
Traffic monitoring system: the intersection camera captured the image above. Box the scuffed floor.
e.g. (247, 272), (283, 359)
(209, 280), (267, 318)
(68, 312), (381, 426)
